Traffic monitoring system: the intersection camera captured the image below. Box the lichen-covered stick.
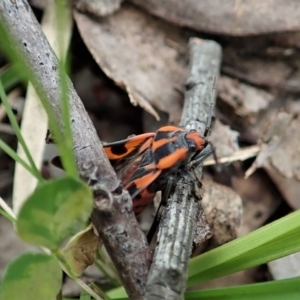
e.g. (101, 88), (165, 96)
(145, 38), (222, 300)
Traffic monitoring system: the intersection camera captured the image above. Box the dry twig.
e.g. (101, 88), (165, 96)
(144, 38), (222, 299)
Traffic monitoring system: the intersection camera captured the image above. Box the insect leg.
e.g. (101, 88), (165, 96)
(190, 143), (215, 168)
(146, 175), (176, 244)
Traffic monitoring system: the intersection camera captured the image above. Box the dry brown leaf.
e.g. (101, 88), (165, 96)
(245, 112), (292, 178)
(201, 179), (243, 247)
(218, 76), (273, 116)
(232, 171), (282, 236)
(73, 0), (124, 16)
(209, 119), (239, 158)
(12, 2), (73, 214)
(266, 168), (300, 211)
(268, 252), (300, 280)
(12, 86), (47, 215)
(217, 75), (273, 129)
(74, 4), (189, 123)
(244, 110), (300, 209)
(263, 116), (300, 210)
(130, 0), (300, 36)
(61, 225), (100, 277)
(271, 32), (300, 49)
(223, 47), (300, 93)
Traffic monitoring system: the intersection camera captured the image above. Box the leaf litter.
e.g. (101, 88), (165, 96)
(1, 0), (300, 294)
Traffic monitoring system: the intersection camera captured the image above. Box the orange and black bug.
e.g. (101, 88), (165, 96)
(49, 125), (212, 215)
(103, 125), (211, 214)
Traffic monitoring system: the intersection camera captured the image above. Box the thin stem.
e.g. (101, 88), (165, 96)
(74, 278), (104, 300)
(0, 197), (16, 222)
(94, 260), (120, 287)
(97, 249), (121, 284)
(0, 139), (41, 180)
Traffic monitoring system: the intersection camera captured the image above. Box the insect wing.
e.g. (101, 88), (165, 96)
(126, 167), (162, 213)
(125, 148), (161, 200)
(104, 133), (154, 189)
(104, 132), (154, 161)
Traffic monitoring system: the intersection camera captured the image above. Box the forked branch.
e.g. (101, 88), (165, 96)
(145, 38), (222, 300)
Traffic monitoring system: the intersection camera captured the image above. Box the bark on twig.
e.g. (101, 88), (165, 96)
(145, 38), (222, 300)
(0, 1), (151, 298)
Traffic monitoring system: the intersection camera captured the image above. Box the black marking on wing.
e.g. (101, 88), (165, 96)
(127, 182), (138, 197)
(109, 143), (128, 155)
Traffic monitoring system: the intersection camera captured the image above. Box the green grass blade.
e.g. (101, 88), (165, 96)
(0, 64), (24, 90)
(0, 4), (76, 179)
(0, 196), (16, 222)
(106, 287), (127, 299)
(0, 207), (15, 222)
(0, 139), (40, 180)
(50, 1), (76, 177)
(0, 80), (43, 181)
(94, 260), (119, 287)
(55, 63), (77, 177)
(188, 210), (300, 286)
(35, 0), (76, 178)
(185, 276), (300, 300)
(80, 288), (92, 300)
